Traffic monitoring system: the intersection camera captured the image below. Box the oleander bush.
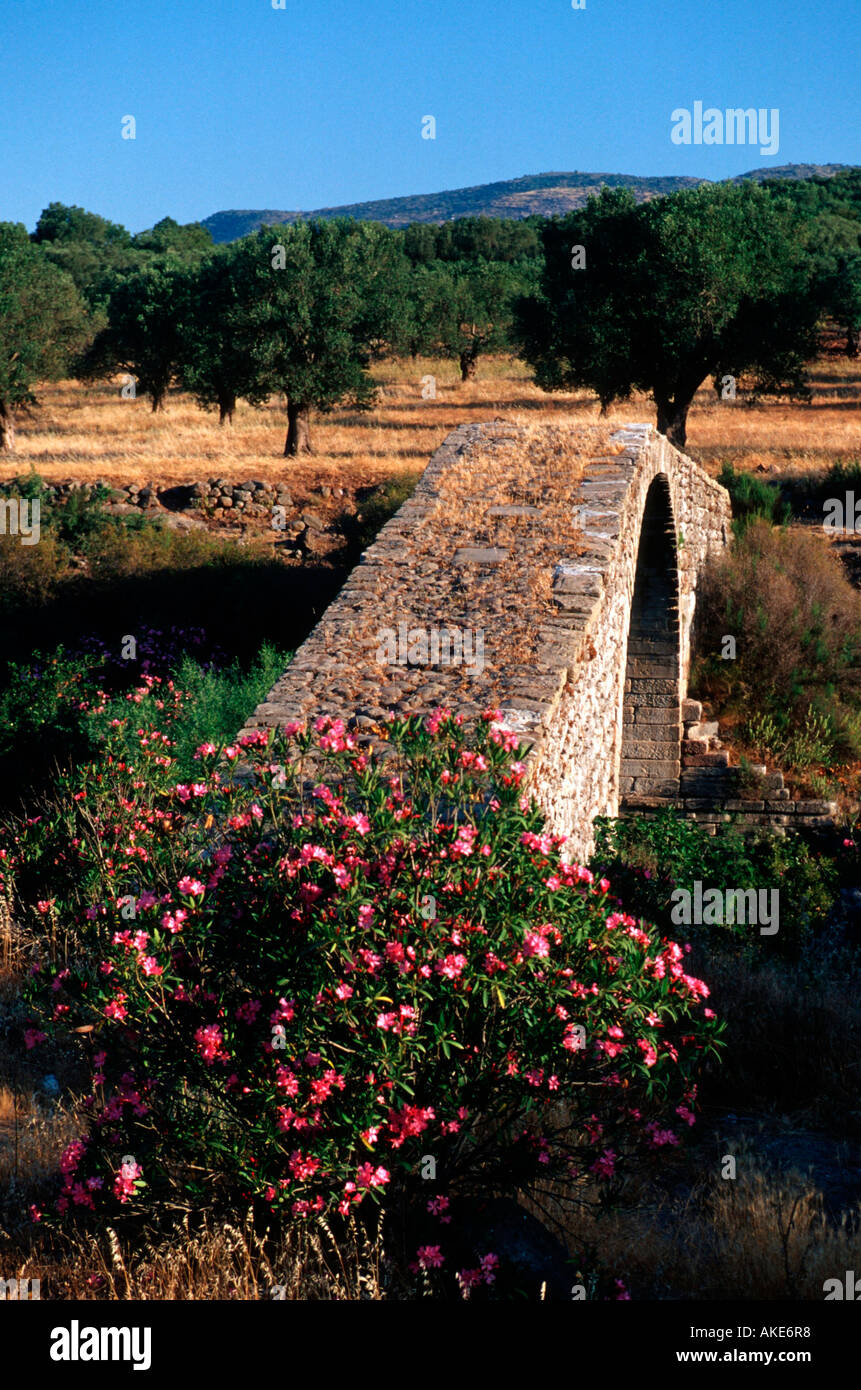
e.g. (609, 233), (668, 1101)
(6, 702), (722, 1289)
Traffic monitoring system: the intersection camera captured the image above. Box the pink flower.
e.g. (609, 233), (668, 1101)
(356, 1162), (390, 1189)
(288, 1151), (320, 1182)
(437, 952), (467, 980)
(416, 1245), (444, 1270)
(590, 1149), (617, 1178)
(177, 876), (205, 896)
(194, 1023), (226, 1065)
(457, 1268), (483, 1296)
(113, 1157), (142, 1204)
(637, 1039), (658, 1068)
(346, 813), (371, 836)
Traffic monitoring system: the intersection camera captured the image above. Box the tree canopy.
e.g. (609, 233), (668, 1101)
(0, 222), (91, 450)
(515, 183), (823, 446)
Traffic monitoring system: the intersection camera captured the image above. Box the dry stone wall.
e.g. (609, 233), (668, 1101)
(241, 420), (732, 860)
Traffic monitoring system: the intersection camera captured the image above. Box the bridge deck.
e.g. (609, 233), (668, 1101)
(243, 420), (643, 738)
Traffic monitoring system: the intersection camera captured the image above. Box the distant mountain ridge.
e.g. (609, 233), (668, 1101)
(202, 165), (857, 243)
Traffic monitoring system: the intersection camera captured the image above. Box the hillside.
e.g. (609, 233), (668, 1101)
(202, 164), (856, 243)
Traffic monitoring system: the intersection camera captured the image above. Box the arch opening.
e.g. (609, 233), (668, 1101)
(619, 475), (681, 800)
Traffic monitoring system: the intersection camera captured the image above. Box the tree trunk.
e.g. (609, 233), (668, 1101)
(846, 324), (858, 358)
(655, 396), (691, 449)
(219, 395), (236, 426)
(284, 402), (313, 456)
(0, 402), (15, 452)
(459, 351), (478, 383)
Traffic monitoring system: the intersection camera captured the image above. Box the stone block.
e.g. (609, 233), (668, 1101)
(621, 759), (681, 779)
(687, 721), (719, 740)
(453, 546), (509, 564)
(684, 751), (730, 767)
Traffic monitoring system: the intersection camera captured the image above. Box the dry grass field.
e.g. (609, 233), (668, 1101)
(3, 352), (858, 494)
(0, 350), (858, 1302)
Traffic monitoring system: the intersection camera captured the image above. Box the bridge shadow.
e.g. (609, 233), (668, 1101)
(0, 557), (350, 812)
(619, 475), (681, 801)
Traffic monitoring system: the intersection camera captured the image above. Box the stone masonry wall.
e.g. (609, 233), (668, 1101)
(241, 421), (732, 861)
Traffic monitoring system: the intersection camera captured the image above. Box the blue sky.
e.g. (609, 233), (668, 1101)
(2, 0), (858, 234)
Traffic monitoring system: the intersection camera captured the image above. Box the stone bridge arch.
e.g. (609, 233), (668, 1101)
(242, 421), (731, 860)
(619, 473), (682, 801)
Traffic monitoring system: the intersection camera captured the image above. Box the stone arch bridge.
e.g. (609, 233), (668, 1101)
(242, 420), (733, 859)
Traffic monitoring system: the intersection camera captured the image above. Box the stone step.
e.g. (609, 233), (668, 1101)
(686, 721), (719, 741)
(683, 750), (730, 768)
(681, 737), (709, 755)
(681, 698), (702, 722)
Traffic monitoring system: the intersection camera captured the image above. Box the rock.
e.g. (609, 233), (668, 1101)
(453, 546), (509, 564)
(301, 511), (325, 531)
(102, 502), (142, 517)
(300, 526), (328, 555)
(159, 511), (207, 531)
(217, 496), (233, 508)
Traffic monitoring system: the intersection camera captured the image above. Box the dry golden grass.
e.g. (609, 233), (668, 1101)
(550, 1166), (861, 1300)
(0, 1085), (80, 1194)
(1, 1210), (386, 1301)
(4, 354), (857, 492)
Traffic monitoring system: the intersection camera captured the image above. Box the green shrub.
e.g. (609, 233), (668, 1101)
(692, 518), (861, 753)
(0, 642), (290, 809)
(103, 643), (289, 778)
(592, 808), (836, 961)
(717, 462), (792, 534)
(338, 474), (421, 560)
